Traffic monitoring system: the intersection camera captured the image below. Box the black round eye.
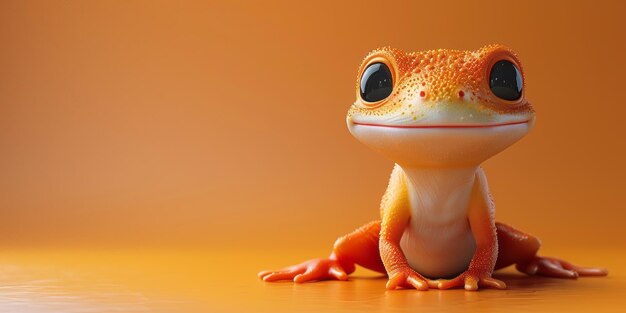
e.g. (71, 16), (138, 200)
(489, 60), (523, 101)
(360, 62), (393, 102)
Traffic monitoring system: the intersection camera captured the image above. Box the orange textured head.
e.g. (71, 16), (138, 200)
(347, 44), (534, 127)
(346, 45), (536, 167)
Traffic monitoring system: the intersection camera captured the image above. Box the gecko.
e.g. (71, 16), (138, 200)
(258, 45), (607, 291)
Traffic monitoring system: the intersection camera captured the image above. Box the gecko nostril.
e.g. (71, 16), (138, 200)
(419, 91), (426, 98)
(458, 90), (465, 98)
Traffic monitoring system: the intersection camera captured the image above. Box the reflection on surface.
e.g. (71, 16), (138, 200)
(0, 247), (623, 313)
(0, 264), (152, 313)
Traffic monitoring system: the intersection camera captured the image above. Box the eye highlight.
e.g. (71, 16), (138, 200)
(489, 60), (522, 101)
(360, 62), (393, 103)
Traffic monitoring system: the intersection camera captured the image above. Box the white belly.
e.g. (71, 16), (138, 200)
(400, 216), (476, 279)
(399, 167), (478, 279)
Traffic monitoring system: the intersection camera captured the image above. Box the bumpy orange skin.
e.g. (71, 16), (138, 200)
(348, 44), (533, 125)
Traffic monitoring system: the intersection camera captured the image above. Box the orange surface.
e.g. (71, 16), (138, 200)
(0, 0), (625, 312)
(0, 247), (624, 312)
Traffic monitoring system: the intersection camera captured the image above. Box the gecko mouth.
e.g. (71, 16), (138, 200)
(351, 120), (529, 129)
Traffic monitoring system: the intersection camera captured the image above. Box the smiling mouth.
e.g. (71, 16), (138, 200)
(351, 120), (529, 129)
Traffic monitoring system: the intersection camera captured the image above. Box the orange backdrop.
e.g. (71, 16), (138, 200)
(1, 0), (624, 249)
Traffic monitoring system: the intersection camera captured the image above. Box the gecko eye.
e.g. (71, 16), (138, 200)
(360, 62), (393, 102)
(489, 60), (522, 101)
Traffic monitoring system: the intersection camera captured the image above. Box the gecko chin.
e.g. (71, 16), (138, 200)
(347, 117), (535, 168)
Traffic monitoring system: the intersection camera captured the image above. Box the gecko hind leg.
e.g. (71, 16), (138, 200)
(259, 220), (385, 283)
(495, 222), (608, 278)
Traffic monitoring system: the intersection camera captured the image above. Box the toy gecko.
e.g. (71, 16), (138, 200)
(258, 45), (607, 291)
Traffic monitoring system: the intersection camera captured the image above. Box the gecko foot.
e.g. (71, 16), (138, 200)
(431, 271), (507, 291)
(516, 256), (608, 278)
(386, 267), (429, 291)
(258, 258), (349, 283)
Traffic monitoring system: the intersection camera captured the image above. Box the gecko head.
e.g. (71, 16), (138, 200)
(346, 45), (535, 167)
